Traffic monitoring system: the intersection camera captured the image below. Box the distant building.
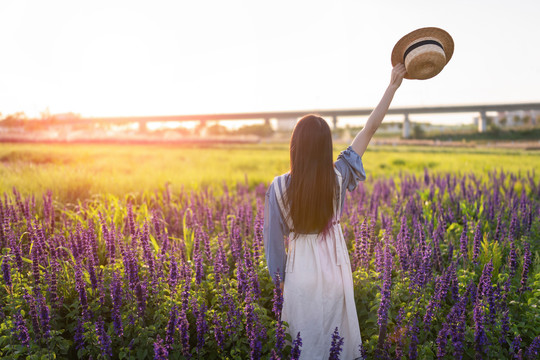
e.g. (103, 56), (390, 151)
(378, 122), (402, 133)
(494, 110), (537, 127)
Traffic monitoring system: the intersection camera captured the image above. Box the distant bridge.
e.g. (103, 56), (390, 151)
(41, 102), (540, 138)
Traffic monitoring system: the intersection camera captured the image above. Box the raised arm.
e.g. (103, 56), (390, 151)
(350, 64), (407, 157)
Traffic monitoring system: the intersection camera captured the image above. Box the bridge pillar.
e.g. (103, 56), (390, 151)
(402, 113), (410, 138)
(138, 120), (148, 133)
(478, 111), (487, 132)
(332, 116), (338, 130)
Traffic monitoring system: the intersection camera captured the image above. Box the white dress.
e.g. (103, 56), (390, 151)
(273, 169), (363, 360)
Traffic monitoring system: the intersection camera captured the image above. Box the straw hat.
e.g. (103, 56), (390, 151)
(391, 27), (454, 80)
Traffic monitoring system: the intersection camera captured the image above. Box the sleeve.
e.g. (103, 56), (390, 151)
(263, 180), (289, 284)
(334, 145), (367, 192)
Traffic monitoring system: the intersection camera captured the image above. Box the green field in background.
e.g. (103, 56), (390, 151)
(1, 142), (538, 203)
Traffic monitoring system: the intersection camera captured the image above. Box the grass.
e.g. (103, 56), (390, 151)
(1, 142), (539, 204)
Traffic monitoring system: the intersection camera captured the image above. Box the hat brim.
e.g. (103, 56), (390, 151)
(391, 27), (454, 79)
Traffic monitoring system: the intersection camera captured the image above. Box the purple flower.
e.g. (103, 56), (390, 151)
(375, 242), (384, 274)
(459, 218), (468, 259)
(396, 216), (410, 272)
(236, 259), (248, 298)
(477, 259), (496, 324)
(100, 213), (116, 264)
(442, 286), (468, 360)
(290, 332), (302, 360)
(360, 217), (372, 270)
(83, 228), (99, 291)
(519, 242), (531, 293)
(509, 212), (520, 241)
(473, 300), (488, 359)
(75, 262), (90, 320)
(140, 223), (156, 280)
(126, 203), (137, 236)
(472, 221), (482, 263)
(499, 308), (510, 346)
(169, 255), (179, 292)
(31, 235), (41, 286)
(38, 294), (50, 338)
(2, 256), (11, 288)
(193, 226), (205, 285)
(74, 318), (85, 350)
(214, 235), (229, 285)
(526, 335), (540, 359)
(377, 244), (392, 348)
(253, 201), (264, 262)
(270, 349), (281, 360)
(508, 240), (518, 279)
(153, 335), (168, 360)
(49, 251), (59, 308)
(274, 319), (286, 355)
(12, 312), (30, 348)
(178, 308), (191, 358)
(8, 230), (24, 274)
(95, 316), (112, 358)
(329, 327), (345, 360)
(493, 212), (503, 242)
(408, 316), (419, 360)
(271, 272), (285, 352)
(110, 271), (123, 337)
(23, 289), (41, 338)
(212, 312), (225, 351)
(447, 240), (454, 263)
(436, 322), (450, 358)
(272, 273), (283, 318)
(359, 342), (367, 360)
(432, 223), (444, 271)
(245, 301), (262, 360)
(193, 297), (208, 351)
(165, 305), (177, 348)
(452, 310), (466, 360)
(393, 308), (405, 359)
(512, 334), (522, 359)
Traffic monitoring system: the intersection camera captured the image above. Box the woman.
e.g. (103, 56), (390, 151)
(263, 64), (407, 359)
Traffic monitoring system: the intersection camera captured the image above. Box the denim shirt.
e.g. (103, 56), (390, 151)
(263, 146), (367, 283)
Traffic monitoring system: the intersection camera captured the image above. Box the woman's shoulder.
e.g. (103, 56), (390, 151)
(335, 146), (362, 165)
(267, 173), (290, 195)
(271, 172), (290, 185)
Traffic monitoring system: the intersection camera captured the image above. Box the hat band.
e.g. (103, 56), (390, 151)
(403, 40), (444, 62)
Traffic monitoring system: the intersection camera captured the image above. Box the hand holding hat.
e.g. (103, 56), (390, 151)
(392, 27), (454, 80)
(389, 63), (407, 89)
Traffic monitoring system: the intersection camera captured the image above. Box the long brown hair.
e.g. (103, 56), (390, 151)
(286, 114), (337, 234)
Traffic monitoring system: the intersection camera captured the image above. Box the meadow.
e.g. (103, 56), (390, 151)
(1, 143), (539, 202)
(0, 142), (539, 359)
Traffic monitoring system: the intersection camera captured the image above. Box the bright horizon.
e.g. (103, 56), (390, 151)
(1, 0), (539, 125)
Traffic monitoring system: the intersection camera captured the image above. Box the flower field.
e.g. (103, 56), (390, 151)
(0, 145), (539, 359)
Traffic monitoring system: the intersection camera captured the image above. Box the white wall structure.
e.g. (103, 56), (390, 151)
(402, 113), (410, 138)
(530, 110), (538, 125)
(478, 111), (487, 132)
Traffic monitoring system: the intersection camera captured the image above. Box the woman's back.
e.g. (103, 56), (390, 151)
(263, 64), (406, 359)
(264, 146), (366, 359)
(272, 166), (362, 359)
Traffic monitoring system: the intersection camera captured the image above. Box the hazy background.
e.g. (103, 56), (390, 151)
(1, 0), (539, 125)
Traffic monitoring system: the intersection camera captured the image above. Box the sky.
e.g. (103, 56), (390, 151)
(0, 0), (539, 125)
